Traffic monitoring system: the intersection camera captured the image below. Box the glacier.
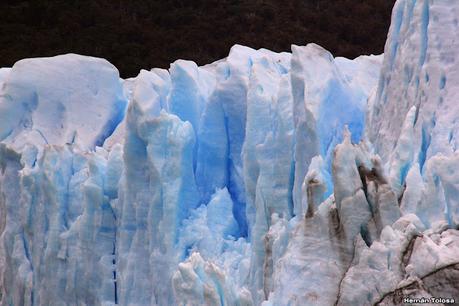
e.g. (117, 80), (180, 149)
(1, 0), (459, 305)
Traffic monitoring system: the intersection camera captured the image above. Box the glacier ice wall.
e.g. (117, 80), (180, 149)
(266, 0), (459, 305)
(368, 0), (459, 227)
(1, 0), (459, 305)
(0, 46), (380, 305)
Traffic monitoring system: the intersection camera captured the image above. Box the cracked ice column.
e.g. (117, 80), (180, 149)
(0, 54), (127, 306)
(0, 145), (119, 305)
(197, 46), (292, 237)
(241, 57), (294, 304)
(117, 81), (200, 305)
(290, 44), (379, 217)
(265, 130), (400, 306)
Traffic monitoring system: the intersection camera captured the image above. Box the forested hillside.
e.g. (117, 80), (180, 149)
(0, 0), (394, 77)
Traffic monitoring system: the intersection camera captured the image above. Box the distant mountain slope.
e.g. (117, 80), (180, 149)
(0, 0), (394, 77)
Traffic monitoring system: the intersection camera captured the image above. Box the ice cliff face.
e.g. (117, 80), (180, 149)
(1, 0), (458, 305)
(368, 0), (459, 229)
(265, 0), (459, 305)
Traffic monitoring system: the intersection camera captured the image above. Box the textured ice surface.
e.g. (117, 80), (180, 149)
(367, 0), (459, 228)
(368, 0), (459, 162)
(0, 54), (127, 151)
(1, 0), (459, 305)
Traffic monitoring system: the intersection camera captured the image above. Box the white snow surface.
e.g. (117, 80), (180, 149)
(1, 0), (459, 305)
(0, 54), (127, 151)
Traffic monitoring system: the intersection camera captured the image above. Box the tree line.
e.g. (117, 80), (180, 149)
(0, 0), (394, 78)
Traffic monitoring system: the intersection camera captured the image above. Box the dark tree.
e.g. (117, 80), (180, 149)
(0, 0), (395, 78)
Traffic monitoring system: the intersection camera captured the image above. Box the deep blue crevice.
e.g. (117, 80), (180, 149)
(223, 114), (248, 238)
(21, 234), (31, 266)
(228, 165), (248, 238)
(419, 0), (430, 66)
(418, 125), (431, 172)
(439, 74), (446, 90)
(360, 225), (372, 247)
(95, 98), (127, 149)
(112, 241), (118, 304)
(389, 2), (405, 68)
(400, 162), (411, 186)
(183, 245), (193, 260)
(287, 159), (295, 218)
